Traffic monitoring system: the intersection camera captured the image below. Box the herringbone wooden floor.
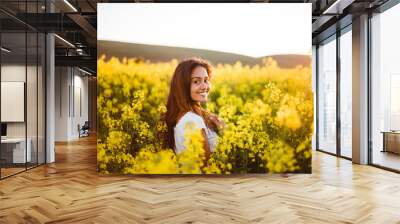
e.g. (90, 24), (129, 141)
(1, 136), (400, 224)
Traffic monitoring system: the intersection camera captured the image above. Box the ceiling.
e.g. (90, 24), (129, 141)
(0, 0), (392, 75)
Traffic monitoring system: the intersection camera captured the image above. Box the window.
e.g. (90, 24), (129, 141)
(317, 35), (337, 154)
(339, 27), (352, 158)
(370, 2), (400, 171)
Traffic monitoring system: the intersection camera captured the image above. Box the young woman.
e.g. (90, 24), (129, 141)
(164, 58), (224, 161)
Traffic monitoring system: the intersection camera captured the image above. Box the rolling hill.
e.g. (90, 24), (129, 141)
(98, 40), (311, 68)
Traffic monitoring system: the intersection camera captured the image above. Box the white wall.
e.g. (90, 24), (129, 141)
(55, 66), (70, 141)
(1, 65), (31, 138)
(1, 65), (26, 135)
(1, 63), (46, 163)
(1, 64), (26, 81)
(72, 73), (89, 138)
(55, 67), (89, 141)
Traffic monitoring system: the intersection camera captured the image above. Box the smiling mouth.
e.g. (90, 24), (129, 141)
(198, 92), (208, 97)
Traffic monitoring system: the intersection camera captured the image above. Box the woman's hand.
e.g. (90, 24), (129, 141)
(209, 114), (226, 131)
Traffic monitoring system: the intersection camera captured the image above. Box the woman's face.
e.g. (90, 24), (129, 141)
(190, 66), (210, 103)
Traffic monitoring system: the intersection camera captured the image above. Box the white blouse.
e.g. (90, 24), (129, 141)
(174, 112), (218, 154)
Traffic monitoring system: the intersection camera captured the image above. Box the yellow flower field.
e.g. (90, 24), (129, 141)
(97, 56), (313, 174)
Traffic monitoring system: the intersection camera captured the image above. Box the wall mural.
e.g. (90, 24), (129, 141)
(97, 3), (313, 174)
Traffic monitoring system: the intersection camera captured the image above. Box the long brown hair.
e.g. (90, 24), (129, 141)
(163, 57), (216, 150)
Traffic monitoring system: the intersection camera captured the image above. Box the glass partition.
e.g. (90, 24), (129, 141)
(26, 0), (42, 169)
(27, 31), (38, 169)
(317, 35), (337, 154)
(371, 3), (400, 171)
(0, 1), (46, 179)
(339, 27), (352, 158)
(1, 31), (27, 178)
(38, 32), (45, 165)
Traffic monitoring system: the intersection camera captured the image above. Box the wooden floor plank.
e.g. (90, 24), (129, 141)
(0, 135), (399, 223)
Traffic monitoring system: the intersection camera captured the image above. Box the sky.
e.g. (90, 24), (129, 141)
(98, 3), (311, 58)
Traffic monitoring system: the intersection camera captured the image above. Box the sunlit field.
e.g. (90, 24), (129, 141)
(97, 56), (313, 174)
